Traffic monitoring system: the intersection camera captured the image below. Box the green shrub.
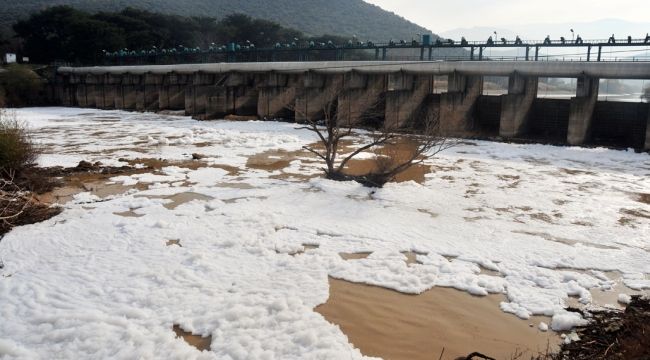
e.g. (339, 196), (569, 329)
(0, 65), (44, 107)
(0, 109), (38, 174)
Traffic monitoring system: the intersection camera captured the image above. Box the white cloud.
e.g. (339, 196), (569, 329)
(365, 0), (650, 33)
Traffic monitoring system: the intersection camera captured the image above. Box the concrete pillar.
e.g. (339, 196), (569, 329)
(257, 73), (299, 119)
(643, 107), (650, 151)
(499, 73), (538, 138)
(384, 72), (432, 129)
(135, 73), (161, 111)
(55, 74), (74, 107)
(101, 74), (120, 110)
(185, 72), (215, 118)
(338, 73), (386, 126)
(116, 74), (138, 110)
(94, 81), (108, 109)
(567, 76), (599, 145)
(295, 72), (343, 122)
(159, 73), (187, 110)
(94, 74), (117, 110)
(69, 74), (82, 107)
(206, 72), (259, 119)
(76, 75), (97, 108)
(439, 73), (483, 135)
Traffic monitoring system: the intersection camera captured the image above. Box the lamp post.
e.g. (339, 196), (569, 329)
(570, 29), (575, 42)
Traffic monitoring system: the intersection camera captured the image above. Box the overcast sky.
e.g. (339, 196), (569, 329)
(364, 0), (650, 33)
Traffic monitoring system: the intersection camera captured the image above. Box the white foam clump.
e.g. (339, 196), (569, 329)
(186, 168), (229, 186)
(617, 293), (632, 305)
(538, 322), (549, 332)
(71, 192), (101, 204)
(551, 311), (588, 331)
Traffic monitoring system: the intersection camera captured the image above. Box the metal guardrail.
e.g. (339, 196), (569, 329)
(98, 37), (650, 66)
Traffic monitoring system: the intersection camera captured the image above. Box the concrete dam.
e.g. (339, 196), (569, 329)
(54, 61), (650, 150)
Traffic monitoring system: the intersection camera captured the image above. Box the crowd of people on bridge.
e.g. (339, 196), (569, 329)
(103, 33), (650, 59)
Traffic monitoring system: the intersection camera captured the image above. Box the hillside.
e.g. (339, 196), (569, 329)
(0, 0), (435, 42)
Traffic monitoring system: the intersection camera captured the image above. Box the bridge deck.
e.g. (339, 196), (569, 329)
(59, 61), (650, 79)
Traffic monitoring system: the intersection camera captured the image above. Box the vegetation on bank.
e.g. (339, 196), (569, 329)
(0, 64), (45, 107)
(10, 6), (359, 64)
(0, 109), (61, 237)
(0, 110), (38, 172)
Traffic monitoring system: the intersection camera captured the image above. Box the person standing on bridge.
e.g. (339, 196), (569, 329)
(608, 34), (616, 44)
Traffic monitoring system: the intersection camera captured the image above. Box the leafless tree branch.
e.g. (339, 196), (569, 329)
(289, 85), (456, 187)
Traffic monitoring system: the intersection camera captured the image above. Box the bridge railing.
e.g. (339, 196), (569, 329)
(96, 37), (650, 66)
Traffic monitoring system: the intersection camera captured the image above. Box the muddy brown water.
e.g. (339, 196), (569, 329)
(35, 159), (213, 205)
(636, 193), (650, 205)
(340, 251), (425, 266)
(316, 278), (559, 360)
(37, 177), (148, 205)
(37, 159), (236, 206)
(135, 192), (214, 210)
(342, 138), (431, 184)
(172, 325), (211, 351)
(512, 230), (621, 250)
(113, 210), (144, 218)
(340, 252), (372, 260)
(246, 149), (307, 172)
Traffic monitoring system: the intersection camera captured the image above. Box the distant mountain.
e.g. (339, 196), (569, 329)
(0, 0), (437, 42)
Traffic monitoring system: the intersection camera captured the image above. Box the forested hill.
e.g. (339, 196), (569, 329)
(1, 0), (434, 42)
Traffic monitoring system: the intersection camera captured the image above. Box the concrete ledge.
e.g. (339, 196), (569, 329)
(58, 61), (650, 79)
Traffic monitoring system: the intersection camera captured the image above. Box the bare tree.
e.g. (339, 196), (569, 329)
(292, 88), (456, 187)
(0, 172), (32, 236)
(0, 110), (60, 237)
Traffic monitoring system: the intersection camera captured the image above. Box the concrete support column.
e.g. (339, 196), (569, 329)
(55, 75), (74, 107)
(159, 73), (187, 110)
(94, 74), (118, 110)
(185, 72), (216, 118)
(295, 72), (343, 123)
(439, 73), (483, 135)
(136, 73), (161, 111)
(338, 73), (386, 126)
(206, 72), (259, 119)
(567, 76), (599, 145)
(643, 108), (650, 151)
(76, 74), (98, 108)
(499, 73), (538, 138)
(92, 74), (107, 109)
(115, 74), (138, 110)
(100, 74), (121, 110)
(257, 73), (299, 119)
(384, 72), (432, 129)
